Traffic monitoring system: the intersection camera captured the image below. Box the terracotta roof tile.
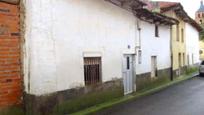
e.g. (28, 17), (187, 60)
(143, 1), (179, 11)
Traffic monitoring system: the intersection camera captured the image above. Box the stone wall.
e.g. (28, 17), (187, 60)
(24, 79), (123, 115)
(136, 68), (171, 91)
(173, 66), (187, 79)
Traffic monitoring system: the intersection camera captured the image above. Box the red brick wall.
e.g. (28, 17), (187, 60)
(0, 2), (22, 107)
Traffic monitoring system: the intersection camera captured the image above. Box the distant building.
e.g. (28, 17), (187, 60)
(195, 1), (204, 60)
(196, 0), (204, 27)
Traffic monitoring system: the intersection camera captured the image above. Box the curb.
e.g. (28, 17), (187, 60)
(71, 72), (198, 115)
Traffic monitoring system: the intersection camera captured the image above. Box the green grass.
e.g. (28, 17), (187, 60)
(0, 107), (25, 115)
(186, 66), (199, 75)
(72, 72), (197, 115)
(0, 71), (198, 115)
(52, 87), (123, 115)
(137, 77), (170, 93)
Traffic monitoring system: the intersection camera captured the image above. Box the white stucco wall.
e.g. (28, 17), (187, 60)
(24, 0), (138, 95)
(185, 23), (200, 65)
(23, 0), (172, 95)
(136, 21), (171, 74)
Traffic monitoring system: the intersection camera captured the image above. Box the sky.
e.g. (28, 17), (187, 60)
(152, 0), (201, 19)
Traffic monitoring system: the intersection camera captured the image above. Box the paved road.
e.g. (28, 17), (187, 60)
(98, 76), (204, 115)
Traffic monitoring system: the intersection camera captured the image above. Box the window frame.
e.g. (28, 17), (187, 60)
(84, 57), (102, 86)
(181, 28), (184, 43)
(183, 53), (185, 66)
(176, 24), (180, 41)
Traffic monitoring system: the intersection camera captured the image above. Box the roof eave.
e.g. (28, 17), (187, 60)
(187, 17), (203, 32)
(105, 0), (146, 10)
(133, 8), (179, 25)
(0, 0), (19, 5)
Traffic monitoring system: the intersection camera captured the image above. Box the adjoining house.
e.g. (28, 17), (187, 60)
(132, 8), (178, 90)
(146, 1), (202, 78)
(0, 1), (22, 108)
(186, 18), (202, 66)
(21, 0), (177, 114)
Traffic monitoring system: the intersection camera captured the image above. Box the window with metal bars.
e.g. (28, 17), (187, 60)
(84, 57), (102, 85)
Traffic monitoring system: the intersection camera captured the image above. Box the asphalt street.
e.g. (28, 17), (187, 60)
(97, 76), (204, 115)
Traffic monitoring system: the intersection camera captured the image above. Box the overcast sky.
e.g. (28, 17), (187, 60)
(152, 0), (201, 19)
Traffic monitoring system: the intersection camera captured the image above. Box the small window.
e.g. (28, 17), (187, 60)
(200, 20), (203, 24)
(202, 13), (204, 17)
(126, 57), (130, 70)
(84, 57), (102, 85)
(179, 53), (181, 67)
(181, 28), (184, 42)
(138, 50), (142, 64)
(176, 24), (180, 41)
(155, 25), (159, 37)
(183, 53), (185, 66)
(198, 14), (201, 18)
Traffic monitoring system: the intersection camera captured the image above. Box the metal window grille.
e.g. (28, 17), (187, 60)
(84, 57), (102, 85)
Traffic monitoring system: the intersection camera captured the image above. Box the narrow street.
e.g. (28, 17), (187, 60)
(98, 76), (204, 115)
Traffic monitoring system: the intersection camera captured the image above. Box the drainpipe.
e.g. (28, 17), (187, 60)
(134, 18), (141, 91)
(170, 26), (174, 81)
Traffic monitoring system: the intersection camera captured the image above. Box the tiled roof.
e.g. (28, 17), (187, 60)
(143, 1), (179, 12)
(144, 1), (202, 32)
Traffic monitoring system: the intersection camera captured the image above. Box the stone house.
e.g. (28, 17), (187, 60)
(20, 0), (177, 114)
(0, 0), (180, 114)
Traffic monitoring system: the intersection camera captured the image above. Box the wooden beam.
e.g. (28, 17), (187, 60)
(0, 0), (19, 4)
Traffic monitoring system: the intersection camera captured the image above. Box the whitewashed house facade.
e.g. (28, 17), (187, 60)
(23, 0), (138, 96)
(22, 0), (177, 114)
(185, 22), (201, 66)
(135, 17), (173, 89)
